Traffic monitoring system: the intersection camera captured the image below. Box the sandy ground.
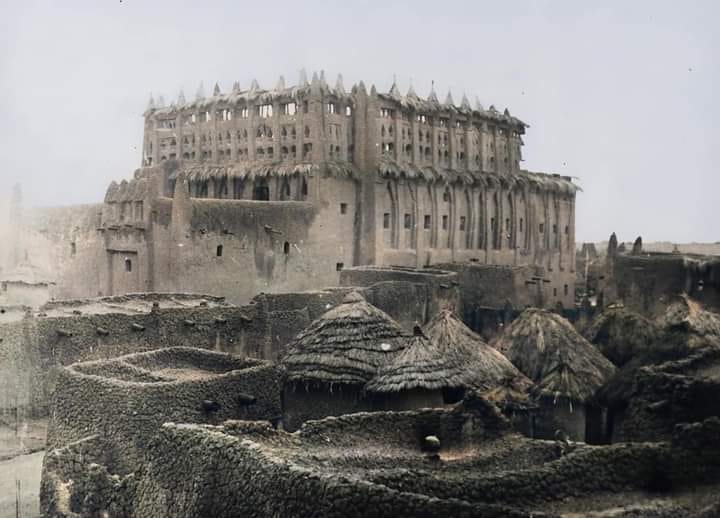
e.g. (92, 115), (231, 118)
(0, 450), (43, 518)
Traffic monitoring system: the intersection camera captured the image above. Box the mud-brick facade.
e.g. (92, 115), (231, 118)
(32, 71), (578, 307)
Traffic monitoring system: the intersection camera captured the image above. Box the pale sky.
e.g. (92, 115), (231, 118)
(0, 0), (717, 243)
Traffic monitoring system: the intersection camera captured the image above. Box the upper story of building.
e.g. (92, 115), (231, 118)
(141, 70), (528, 179)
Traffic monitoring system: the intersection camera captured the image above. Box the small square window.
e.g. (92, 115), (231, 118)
(340, 203), (348, 215)
(423, 215), (431, 230)
(404, 214), (412, 229)
(336, 262), (344, 271)
(442, 215), (449, 230)
(383, 213), (390, 229)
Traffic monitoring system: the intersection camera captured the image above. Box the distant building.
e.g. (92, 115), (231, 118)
(12, 71), (578, 307)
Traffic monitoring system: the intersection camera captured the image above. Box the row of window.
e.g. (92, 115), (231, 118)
(383, 212), (568, 236)
(169, 143), (315, 162)
(158, 101), (354, 128)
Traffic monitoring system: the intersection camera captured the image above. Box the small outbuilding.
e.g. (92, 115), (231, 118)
(493, 308), (616, 442)
(366, 325), (467, 411)
(281, 291), (406, 431)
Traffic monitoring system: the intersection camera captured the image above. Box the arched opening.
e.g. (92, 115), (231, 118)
(253, 177), (270, 201)
(216, 245), (223, 257)
(125, 258), (132, 272)
(279, 177), (291, 201)
(283, 242), (290, 255)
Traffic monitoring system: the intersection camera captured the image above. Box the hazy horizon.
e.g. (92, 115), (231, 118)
(1, 0), (717, 243)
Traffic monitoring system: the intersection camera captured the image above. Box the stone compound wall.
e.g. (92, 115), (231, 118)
(45, 347), (282, 472)
(45, 398), (720, 518)
(0, 294), (272, 416)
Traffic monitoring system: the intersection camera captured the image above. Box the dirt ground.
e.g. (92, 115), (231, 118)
(0, 418), (46, 518)
(0, 450), (43, 518)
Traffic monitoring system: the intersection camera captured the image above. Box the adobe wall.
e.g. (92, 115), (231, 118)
(607, 253), (720, 316)
(282, 384), (372, 432)
(339, 266), (460, 324)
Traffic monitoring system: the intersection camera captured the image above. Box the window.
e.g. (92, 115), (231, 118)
(442, 215), (448, 230)
(565, 225), (569, 235)
(240, 107), (249, 118)
(404, 213), (412, 229)
(340, 203), (348, 214)
(336, 262), (344, 271)
(302, 100), (309, 113)
(380, 108), (394, 118)
(564, 284), (569, 296)
(416, 114), (427, 124)
(553, 287), (557, 297)
(424, 215), (431, 229)
(459, 216), (466, 231)
(70, 242), (76, 257)
(284, 242), (290, 255)
(326, 103), (337, 114)
(125, 258), (132, 272)
(218, 109), (232, 121)
(160, 119), (177, 129)
(303, 143), (312, 158)
(257, 104), (273, 118)
(383, 213), (390, 229)
(283, 102), (297, 115)
(553, 224), (558, 234)
(345, 106), (352, 116)
(304, 126), (310, 138)
(216, 245), (223, 257)
(539, 223), (544, 233)
(203, 111), (211, 122)
(505, 218), (510, 230)
(519, 218), (524, 232)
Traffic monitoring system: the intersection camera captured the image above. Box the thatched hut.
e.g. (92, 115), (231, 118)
(493, 308), (616, 442)
(281, 291), (407, 430)
(583, 304), (661, 367)
(366, 326), (467, 410)
(423, 310), (531, 402)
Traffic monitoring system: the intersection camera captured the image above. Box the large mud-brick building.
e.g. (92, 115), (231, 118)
(54, 71), (578, 305)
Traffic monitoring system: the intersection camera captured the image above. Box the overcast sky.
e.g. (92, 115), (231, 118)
(0, 0), (716, 243)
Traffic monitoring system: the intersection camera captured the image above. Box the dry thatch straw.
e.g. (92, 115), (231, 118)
(583, 304), (661, 366)
(423, 310), (530, 391)
(282, 291), (407, 386)
(492, 308), (616, 403)
(365, 326), (467, 393)
(660, 294), (720, 343)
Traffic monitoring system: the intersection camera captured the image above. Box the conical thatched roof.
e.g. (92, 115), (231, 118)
(423, 310), (529, 390)
(366, 326), (467, 393)
(583, 304), (661, 366)
(492, 309), (616, 403)
(282, 291), (407, 386)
